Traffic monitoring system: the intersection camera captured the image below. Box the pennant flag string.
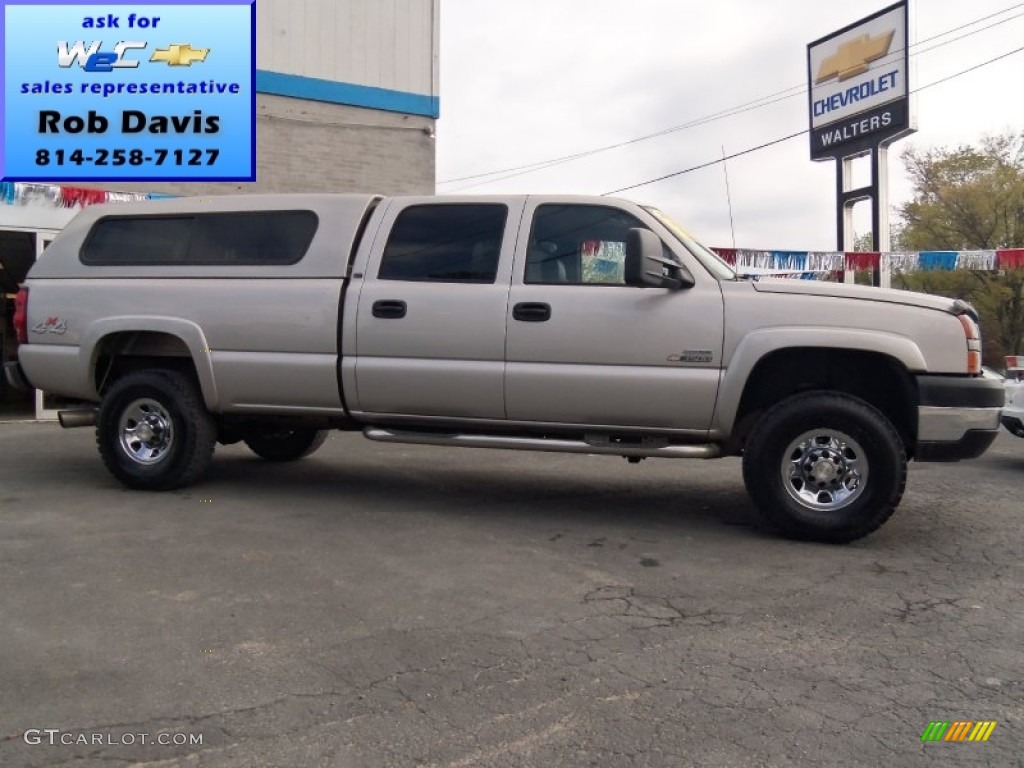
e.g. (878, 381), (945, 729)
(712, 247), (1024, 277)
(0, 181), (163, 207)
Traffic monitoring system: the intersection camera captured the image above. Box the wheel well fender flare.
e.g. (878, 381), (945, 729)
(713, 328), (926, 435)
(83, 317), (219, 409)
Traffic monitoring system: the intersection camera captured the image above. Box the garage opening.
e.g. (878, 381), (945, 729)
(1, 230), (56, 420)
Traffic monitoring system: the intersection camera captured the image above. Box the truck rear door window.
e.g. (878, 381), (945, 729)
(378, 204), (507, 283)
(82, 211), (318, 266)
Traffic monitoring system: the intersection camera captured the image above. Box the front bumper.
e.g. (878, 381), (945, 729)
(3, 361), (32, 392)
(915, 375), (1004, 461)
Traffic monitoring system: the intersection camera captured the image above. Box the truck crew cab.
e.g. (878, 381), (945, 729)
(4, 194), (1005, 542)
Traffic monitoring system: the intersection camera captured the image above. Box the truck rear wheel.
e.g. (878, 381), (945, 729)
(742, 392), (906, 543)
(96, 370), (216, 490)
(243, 428), (328, 461)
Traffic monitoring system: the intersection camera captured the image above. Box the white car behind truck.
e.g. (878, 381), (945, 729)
(4, 194), (1006, 542)
(1001, 356), (1024, 438)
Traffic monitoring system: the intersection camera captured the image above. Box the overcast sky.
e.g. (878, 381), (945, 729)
(435, 0), (1024, 251)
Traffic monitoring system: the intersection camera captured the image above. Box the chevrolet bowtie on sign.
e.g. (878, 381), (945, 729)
(815, 30), (895, 84)
(806, 0), (913, 160)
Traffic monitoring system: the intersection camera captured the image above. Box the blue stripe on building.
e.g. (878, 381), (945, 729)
(255, 70), (440, 118)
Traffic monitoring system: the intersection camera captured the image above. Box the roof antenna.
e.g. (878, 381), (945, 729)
(722, 145), (737, 249)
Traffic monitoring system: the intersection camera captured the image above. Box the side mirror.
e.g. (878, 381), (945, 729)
(625, 228), (694, 289)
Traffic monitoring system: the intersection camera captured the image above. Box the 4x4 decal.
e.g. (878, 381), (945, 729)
(32, 316), (68, 335)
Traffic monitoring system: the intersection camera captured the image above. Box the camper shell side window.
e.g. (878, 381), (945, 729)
(80, 210), (319, 266)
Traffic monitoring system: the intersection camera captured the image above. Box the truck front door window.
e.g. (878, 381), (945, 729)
(525, 204), (646, 285)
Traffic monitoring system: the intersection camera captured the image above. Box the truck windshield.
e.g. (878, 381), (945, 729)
(643, 206), (737, 281)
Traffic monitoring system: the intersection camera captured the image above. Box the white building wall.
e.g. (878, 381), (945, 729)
(0, 205), (77, 232)
(257, 0), (439, 113)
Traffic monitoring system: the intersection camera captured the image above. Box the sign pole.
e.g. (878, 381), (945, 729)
(873, 146), (891, 287)
(839, 156), (856, 283)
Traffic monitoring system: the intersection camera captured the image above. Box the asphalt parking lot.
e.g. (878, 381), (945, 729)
(1, 421), (1022, 767)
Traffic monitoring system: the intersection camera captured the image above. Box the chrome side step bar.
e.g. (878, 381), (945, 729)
(363, 427), (720, 459)
(58, 408), (98, 428)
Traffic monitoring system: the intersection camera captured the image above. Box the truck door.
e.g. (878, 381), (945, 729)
(504, 200), (725, 432)
(349, 198), (524, 419)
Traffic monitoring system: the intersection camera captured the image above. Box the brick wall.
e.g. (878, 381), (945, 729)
(69, 93), (436, 197)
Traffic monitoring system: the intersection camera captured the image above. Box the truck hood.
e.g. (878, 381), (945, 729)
(748, 279), (960, 314)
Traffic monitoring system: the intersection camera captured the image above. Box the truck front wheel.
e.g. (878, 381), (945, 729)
(96, 370), (216, 490)
(742, 392), (906, 543)
(243, 428), (328, 461)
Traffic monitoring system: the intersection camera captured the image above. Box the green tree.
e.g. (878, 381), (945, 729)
(892, 269), (1024, 366)
(894, 131), (1024, 365)
(852, 226), (908, 252)
(853, 231), (873, 252)
(898, 131), (1024, 250)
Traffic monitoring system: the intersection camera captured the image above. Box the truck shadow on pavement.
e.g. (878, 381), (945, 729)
(199, 444), (766, 540)
(985, 453), (1024, 472)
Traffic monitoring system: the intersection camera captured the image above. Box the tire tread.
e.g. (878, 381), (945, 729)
(742, 391), (907, 543)
(96, 370), (216, 490)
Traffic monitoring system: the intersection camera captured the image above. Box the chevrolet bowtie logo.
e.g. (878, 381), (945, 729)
(150, 44), (210, 66)
(816, 30), (894, 84)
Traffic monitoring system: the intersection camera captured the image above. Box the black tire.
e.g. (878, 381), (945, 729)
(742, 392), (906, 544)
(243, 428), (328, 461)
(96, 370), (216, 490)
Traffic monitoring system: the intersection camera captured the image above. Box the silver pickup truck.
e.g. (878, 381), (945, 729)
(5, 193), (1005, 542)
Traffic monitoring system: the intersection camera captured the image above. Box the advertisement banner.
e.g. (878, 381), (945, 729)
(1, 0), (256, 181)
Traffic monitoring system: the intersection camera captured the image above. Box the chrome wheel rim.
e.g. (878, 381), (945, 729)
(781, 429), (867, 511)
(118, 398), (174, 465)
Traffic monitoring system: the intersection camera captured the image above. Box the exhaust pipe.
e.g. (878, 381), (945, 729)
(58, 408), (97, 428)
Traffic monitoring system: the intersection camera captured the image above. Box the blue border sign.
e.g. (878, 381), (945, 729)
(1, 0), (256, 181)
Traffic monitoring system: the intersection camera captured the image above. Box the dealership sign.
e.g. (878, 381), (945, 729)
(807, 1), (914, 160)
